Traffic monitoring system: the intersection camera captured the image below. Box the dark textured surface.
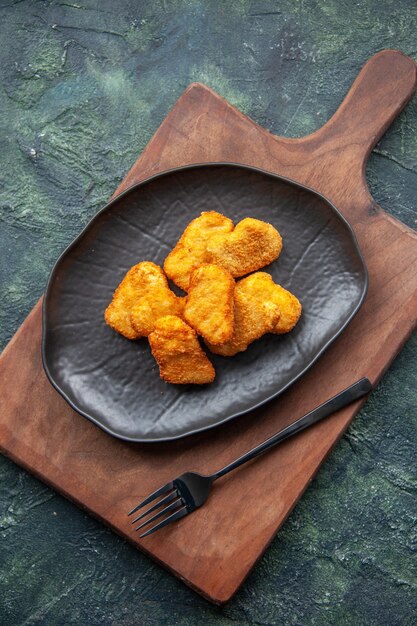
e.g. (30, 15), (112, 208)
(0, 0), (416, 623)
(43, 164), (367, 441)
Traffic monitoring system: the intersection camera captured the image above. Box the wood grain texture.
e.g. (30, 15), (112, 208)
(0, 50), (416, 604)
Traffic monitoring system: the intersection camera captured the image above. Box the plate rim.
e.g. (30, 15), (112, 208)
(42, 162), (369, 443)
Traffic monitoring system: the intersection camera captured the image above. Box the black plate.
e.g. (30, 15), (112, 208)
(42, 164), (367, 442)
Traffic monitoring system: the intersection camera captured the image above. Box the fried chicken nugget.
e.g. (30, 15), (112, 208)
(164, 211), (234, 291)
(130, 290), (184, 337)
(149, 316), (215, 384)
(207, 217), (282, 277)
(206, 273), (301, 356)
(184, 264), (234, 345)
(206, 280), (281, 356)
(238, 272), (302, 334)
(105, 262), (181, 340)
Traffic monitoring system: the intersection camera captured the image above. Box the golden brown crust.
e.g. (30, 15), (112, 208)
(149, 316), (215, 384)
(206, 272), (301, 356)
(130, 293), (184, 337)
(105, 213), (297, 384)
(184, 264), (235, 345)
(206, 279), (280, 356)
(104, 262), (172, 339)
(206, 217), (282, 277)
(237, 272), (302, 334)
(163, 211), (234, 291)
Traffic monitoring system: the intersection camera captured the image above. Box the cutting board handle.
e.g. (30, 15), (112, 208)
(313, 49), (416, 164)
(293, 50), (417, 213)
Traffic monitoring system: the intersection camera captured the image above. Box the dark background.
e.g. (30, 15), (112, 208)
(0, 1), (416, 624)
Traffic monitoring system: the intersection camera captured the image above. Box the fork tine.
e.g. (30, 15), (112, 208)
(135, 499), (183, 532)
(139, 506), (188, 538)
(127, 481), (174, 516)
(131, 491), (179, 524)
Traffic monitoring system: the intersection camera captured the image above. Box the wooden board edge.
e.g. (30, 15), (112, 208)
(0, 438), (223, 604)
(112, 79), (417, 243)
(0, 298), (43, 364)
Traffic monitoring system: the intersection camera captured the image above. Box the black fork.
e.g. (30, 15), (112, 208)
(128, 378), (372, 538)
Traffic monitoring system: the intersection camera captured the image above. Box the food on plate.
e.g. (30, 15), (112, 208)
(105, 212), (300, 384)
(206, 272), (301, 356)
(184, 264), (235, 345)
(148, 315), (215, 384)
(130, 290), (184, 338)
(105, 261), (182, 339)
(206, 217), (282, 277)
(164, 211), (234, 291)
(206, 278), (281, 356)
(237, 272), (302, 334)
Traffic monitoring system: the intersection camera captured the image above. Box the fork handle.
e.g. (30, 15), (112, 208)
(211, 378), (372, 481)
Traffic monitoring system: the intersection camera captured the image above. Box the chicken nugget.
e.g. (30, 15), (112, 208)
(105, 262), (178, 340)
(184, 264), (234, 345)
(207, 217), (282, 277)
(149, 316), (215, 384)
(237, 272), (302, 334)
(206, 280), (280, 356)
(130, 291), (184, 337)
(164, 211), (234, 291)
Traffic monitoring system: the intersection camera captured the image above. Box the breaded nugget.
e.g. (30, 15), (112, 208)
(149, 316), (215, 384)
(105, 262), (177, 340)
(184, 264), (234, 345)
(130, 292), (184, 337)
(237, 272), (302, 334)
(206, 280), (281, 356)
(207, 217), (282, 277)
(164, 211), (234, 291)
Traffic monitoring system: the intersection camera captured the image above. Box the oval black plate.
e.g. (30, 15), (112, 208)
(42, 164), (367, 442)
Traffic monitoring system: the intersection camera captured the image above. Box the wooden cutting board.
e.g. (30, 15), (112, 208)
(1, 50), (417, 604)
